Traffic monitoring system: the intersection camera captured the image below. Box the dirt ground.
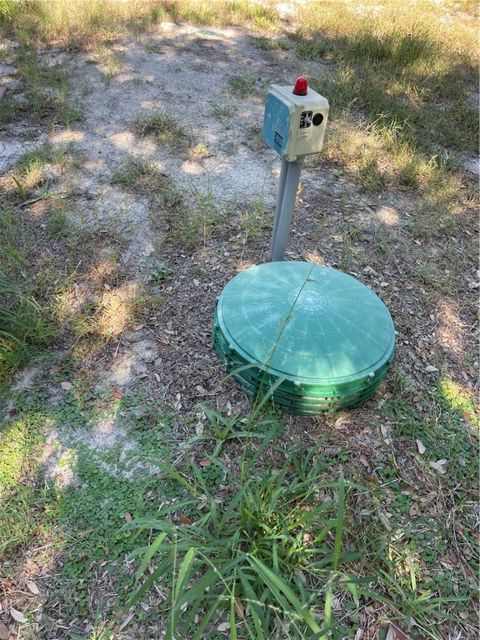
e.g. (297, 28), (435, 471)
(0, 17), (478, 640)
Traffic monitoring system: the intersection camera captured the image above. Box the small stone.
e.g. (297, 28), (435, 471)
(425, 365), (438, 373)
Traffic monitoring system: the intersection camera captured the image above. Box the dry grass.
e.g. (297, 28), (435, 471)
(0, 0), (279, 48)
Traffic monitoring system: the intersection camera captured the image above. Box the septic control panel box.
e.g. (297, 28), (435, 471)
(263, 77), (329, 161)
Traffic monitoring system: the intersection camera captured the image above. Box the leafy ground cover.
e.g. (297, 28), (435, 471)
(0, 1), (478, 639)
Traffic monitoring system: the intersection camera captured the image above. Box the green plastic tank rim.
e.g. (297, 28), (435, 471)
(216, 308), (395, 387)
(234, 370), (385, 408)
(214, 328), (392, 397)
(235, 378), (381, 415)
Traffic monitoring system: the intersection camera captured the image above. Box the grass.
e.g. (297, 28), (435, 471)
(0, 210), (53, 384)
(0, 0), (280, 48)
(0, 344), (477, 637)
(11, 142), (77, 199)
(119, 380), (479, 638)
(132, 109), (196, 151)
(111, 158), (224, 250)
(298, 0), (478, 234)
(212, 102), (236, 119)
(0, 44), (82, 129)
(97, 45), (125, 84)
(0, 382), (179, 634)
(227, 72), (258, 97)
(110, 157), (171, 193)
(238, 196), (271, 245)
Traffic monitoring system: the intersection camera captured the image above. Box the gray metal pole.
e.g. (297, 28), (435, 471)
(270, 157), (304, 261)
(270, 157), (289, 258)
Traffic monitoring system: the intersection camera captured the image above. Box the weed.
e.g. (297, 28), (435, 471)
(0, 211), (52, 382)
(132, 109), (195, 150)
(127, 450), (354, 639)
(211, 102), (236, 119)
(144, 41), (164, 54)
(239, 196), (270, 244)
(98, 45), (125, 84)
(47, 203), (68, 238)
(227, 72), (257, 97)
(150, 261), (170, 284)
(111, 158), (169, 193)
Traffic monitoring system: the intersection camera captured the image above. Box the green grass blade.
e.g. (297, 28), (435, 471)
(249, 376), (286, 420)
(323, 577), (333, 638)
(238, 569), (267, 640)
(174, 547), (196, 600)
(229, 572), (238, 640)
(191, 594), (226, 640)
(135, 532), (167, 580)
(333, 471), (345, 571)
(248, 555), (321, 633)
(128, 563), (166, 607)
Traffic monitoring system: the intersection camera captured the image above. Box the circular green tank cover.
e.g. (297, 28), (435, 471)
(214, 262), (395, 411)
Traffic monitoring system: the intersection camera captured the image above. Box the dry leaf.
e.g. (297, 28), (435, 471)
(359, 454), (370, 468)
(234, 596), (244, 618)
(10, 607), (27, 624)
(386, 623), (411, 640)
(334, 415), (351, 430)
(26, 581), (39, 595)
(124, 512), (132, 522)
(180, 515), (192, 525)
(379, 511), (392, 531)
(416, 439), (426, 455)
(0, 622), (9, 640)
(217, 622), (230, 632)
(110, 388), (123, 400)
(118, 612), (134, 631)
(430, 459), (447, 474)
(60, 381), (73, 391)
(199, 459), (211, 468)
(380, 424), (391, 438)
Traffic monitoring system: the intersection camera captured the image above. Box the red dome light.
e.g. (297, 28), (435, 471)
(293, 76), (308, 96)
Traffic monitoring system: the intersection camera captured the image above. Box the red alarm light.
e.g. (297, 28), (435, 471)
(293, 76), (308, 96)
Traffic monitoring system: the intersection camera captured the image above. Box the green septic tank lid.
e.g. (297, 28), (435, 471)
(215, 262), (395, 387)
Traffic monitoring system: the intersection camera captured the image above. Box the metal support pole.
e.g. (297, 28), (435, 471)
(270, 157), (304, 261)
(270, 157), (288, 258)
